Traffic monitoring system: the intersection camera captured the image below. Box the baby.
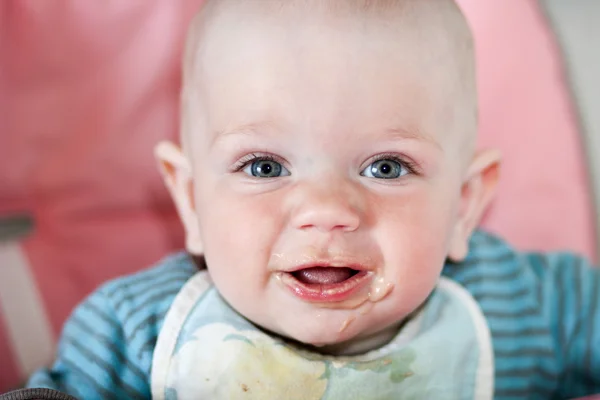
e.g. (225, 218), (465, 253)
(24, 0), (600, 399)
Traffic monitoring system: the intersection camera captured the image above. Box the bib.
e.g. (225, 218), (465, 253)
(151, 272), (494, 399)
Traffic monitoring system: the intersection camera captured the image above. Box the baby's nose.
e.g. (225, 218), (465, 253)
(289, 180), (362, 233)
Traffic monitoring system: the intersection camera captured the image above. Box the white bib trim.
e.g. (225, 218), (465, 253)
(438, 278), (495, 400)
(151, 270), (212, 400)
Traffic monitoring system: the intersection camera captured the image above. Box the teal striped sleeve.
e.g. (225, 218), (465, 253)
(26, 252), (197, 399)
(537, 253), (600, 398)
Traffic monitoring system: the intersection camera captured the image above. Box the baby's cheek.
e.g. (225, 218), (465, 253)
(199, 191), (281, 292)
(375, 190), (453, 284)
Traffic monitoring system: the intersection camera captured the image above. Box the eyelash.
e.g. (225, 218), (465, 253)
(231, 153), (284, 172)
(366, 153), (420, 175)
(231, 152), (420, 175)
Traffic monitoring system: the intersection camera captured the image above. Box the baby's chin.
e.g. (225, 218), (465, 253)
(283, 321), (403, 357)
(286, 325), (360, 349)
(245, 311), (356, 347)
(263, 311), (402, 356)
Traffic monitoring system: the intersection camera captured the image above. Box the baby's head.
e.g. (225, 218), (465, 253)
(157, 0), (500, 352)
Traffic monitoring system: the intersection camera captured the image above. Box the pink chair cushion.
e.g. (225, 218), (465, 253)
(457, 0), (596, 261)
(0, 0), (202, 389)
(0, 0), (595, 392)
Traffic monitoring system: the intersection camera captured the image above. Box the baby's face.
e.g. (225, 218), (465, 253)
(181, 4), (478, 347)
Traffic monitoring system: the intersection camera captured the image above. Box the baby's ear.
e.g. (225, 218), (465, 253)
(154, 141), (203, 255)
(448, 149), (502, 262)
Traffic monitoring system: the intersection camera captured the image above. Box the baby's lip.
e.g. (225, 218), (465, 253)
(275, 269), (373, 304)
(277, 260), (373, 273)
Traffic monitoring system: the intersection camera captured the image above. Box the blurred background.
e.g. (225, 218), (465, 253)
(0, 0), (599, 392)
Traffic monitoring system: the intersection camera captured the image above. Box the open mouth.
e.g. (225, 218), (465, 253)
(292, 267), (360, 285)
(278, 266), (371, 303)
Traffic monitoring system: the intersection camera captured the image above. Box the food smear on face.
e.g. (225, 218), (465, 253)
(336, 273), (394, 334)
(358, 301), (374, 315)
(338, 315), (356, 333)
(368, 275), (394, 302)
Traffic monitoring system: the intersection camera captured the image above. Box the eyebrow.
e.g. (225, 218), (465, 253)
(211, 122), (442, 150)
(210, 121), (279, 147)
(380, 127), (442, 150)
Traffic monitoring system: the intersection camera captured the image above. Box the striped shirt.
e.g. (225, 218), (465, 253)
(26, 231), (600, 399)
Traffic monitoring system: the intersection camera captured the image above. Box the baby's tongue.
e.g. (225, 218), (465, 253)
(293, 267), (353, 285)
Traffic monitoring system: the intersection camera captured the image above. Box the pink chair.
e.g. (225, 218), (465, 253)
(0, 0), (597, 393)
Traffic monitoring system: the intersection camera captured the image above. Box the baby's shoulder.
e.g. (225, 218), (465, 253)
(442, 230), (598, 330)
(443, 230), (595, 291)
(442, 231), (600, 397)
(51, 252), (200, 382)
(72, 252), (198, 348)
(94, 251), (199, 323)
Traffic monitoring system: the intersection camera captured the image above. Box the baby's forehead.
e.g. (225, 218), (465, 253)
(182, 0), (476, 156)
(188, 0), (471, 67)
(188, 0), (472, 98)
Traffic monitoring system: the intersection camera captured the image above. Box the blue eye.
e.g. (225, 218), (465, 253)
(243, 159), (290, 178)
(361, 159), (408, 179)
